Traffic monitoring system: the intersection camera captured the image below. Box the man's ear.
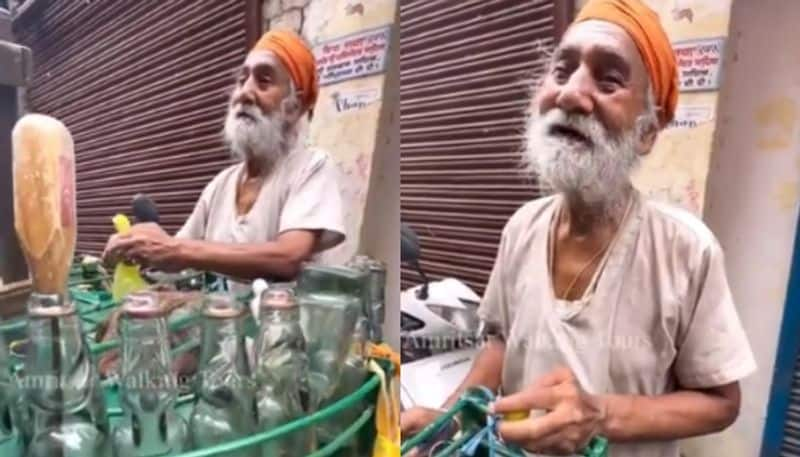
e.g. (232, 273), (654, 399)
(636, 121), (659, 156)
(284, 91), (304, 124)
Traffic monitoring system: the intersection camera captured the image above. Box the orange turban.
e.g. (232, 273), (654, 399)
(575, 0), (678, 125)
(252, 29), (319, 111)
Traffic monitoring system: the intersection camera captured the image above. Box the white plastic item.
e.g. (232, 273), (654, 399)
(400, 347), (477, 410)
(250, 278), (269, 320)
(401, 277), (481, 340)
(12, 114), (76, 294)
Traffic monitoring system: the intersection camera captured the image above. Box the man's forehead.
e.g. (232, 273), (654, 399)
(557, 20), (643, 69)
(243, 50), (288, 75)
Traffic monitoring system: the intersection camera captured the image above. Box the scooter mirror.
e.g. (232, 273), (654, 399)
(401, 223), (430, 299)
(401, 223), (421, 263)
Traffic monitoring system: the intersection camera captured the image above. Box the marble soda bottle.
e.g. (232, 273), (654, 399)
(12, 114), (110, 457)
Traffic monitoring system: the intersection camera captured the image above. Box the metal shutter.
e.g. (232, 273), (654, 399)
(13, 0), (257, 254)
(780, 353), (800, 455)
(399, 0), (571, 294)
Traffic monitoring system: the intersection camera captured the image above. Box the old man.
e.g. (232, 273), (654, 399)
(104, 30), (345, 288)
(401, 1), (755, 456)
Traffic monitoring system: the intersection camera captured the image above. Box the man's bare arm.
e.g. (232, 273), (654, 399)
(442, 337), (506, 408)
(600, 382), (741, 442)
(495, 370), (741, 454)
(176, 230), (319, 280)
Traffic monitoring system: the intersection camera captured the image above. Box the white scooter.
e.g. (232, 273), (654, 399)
(400, 224), (482, 410)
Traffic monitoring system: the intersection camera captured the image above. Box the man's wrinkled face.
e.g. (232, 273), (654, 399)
(525, 20), (658, 205)
(224, 51), (300, 165)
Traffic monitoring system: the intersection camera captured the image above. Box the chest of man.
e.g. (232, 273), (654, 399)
(501, 208), (690, 399)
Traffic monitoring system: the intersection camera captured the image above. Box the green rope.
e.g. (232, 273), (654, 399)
(400, 399), (466, 453)
(305, 406), (374, 457)
(402, 389), (608, 457)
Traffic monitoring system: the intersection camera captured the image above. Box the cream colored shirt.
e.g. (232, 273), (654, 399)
(176, 145), (346, 288)
(478, 192), (756, 457)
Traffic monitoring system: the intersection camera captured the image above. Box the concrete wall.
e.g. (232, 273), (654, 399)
(263, 0), (400, 348)
(683, 0), (800, 455)
(357, 6), (400, 350)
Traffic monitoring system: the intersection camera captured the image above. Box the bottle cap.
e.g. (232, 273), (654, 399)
(203, 293), (244, 318)
(261, 288), (297, 309)
(122, 292), (166, 318)
(27, 293), (75, 317)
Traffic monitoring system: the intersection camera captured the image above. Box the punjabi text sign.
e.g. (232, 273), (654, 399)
(315, 26), (391, 86)
(673, 37), (725, 92)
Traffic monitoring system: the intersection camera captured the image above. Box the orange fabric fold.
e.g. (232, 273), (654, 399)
(252, 29), (319, 110)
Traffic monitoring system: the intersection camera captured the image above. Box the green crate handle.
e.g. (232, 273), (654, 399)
(172, 373), (380, 457)
(0, 279), (389, 457)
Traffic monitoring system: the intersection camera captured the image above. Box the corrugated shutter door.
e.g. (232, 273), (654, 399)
(400, 0), (568, 294)
(782, 356), (800, 455)
(14, 0), (247, 254)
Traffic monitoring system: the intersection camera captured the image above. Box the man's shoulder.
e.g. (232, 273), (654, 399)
(641, 198), (719, 253)
(502, 195), (559, 241)
(285, 145), (335, 177)
(506, 195), (559, 227)
(195, 163), (240, 203)
(207, 162), (241, 189)
(305, 145), (332, 161)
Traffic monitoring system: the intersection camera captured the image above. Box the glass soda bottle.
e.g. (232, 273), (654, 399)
(189, 293), (258, 456)
(316, 316), (369, 453)
(112, 292), (187, 456)
(347, 256), (386, 342)
(254, 289), (310, 457)
(296, 265), (365, 410)
(0, 323), (23, 455)
(24, 293), (110, 457)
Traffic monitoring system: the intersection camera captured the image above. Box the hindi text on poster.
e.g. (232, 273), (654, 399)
(667, 104), (714, 130)
(314, 26), (391, 86)
(673, 37), (725, 92)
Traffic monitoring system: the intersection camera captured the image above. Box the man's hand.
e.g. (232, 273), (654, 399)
(401, 406), (460, 457)
(493, 367), (606, 455)
(103, 223), (182, 271)
(400, 406), (442, 438)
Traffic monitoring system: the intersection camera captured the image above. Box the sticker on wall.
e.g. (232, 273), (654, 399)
(671, 5), (693, 23)
(667, 104), (714, 129)
(314, 25), (391, 86)
(331, 89), (381, 113)
(673, 37), (725, 92)
(345, 2), (364, 16)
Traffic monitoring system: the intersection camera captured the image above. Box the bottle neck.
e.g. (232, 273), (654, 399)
(118, 313), (179, 424)
(122, 314), (169, 345)
(26, 292), (84, 351)
(256, 306), (304, 360)
(198, 315), (250, 376)
(25, 293), (93, 413)
(120, 314), (172, 379)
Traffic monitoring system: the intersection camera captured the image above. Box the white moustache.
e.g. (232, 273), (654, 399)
(230, 104), (264, 121)
(538, 109), (607, 148)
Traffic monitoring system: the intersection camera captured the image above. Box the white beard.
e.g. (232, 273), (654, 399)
(224, 103), (288, 168)
(524, 107), (643, 206)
